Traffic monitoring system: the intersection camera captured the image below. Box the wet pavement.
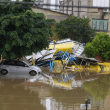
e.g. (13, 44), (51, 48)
(0, 68), (110, 110)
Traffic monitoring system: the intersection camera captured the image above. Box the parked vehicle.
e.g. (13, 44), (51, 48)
(0, 60), (42, 76)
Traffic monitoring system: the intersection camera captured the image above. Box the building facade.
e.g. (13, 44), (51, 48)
(87, 0), (110, 35)
(59, 0), (110, 35)
(59, 0), (88, 18)
(35, 0), (62, 11)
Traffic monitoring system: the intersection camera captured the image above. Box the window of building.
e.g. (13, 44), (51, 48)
(92, 19), (109, 31)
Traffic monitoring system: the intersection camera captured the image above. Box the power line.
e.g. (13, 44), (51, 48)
(0, 1), (109, 14)
(0, 4), (99, 14)
(0, 1), (110, 32)
(0, 1), (110, 9)
(0, 1), (110, 17)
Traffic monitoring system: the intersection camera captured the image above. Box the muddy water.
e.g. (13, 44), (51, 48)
(0, 70), (110, 110)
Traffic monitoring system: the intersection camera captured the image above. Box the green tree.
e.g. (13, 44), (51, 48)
(54, 16), (96, 43)
(84, 32), (110, 61)
(0, 0), (53, 59)
(46, 19), (56, 25)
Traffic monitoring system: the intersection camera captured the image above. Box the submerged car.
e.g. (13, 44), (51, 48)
(0, 60), (42, 76)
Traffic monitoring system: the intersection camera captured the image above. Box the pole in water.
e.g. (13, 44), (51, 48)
(85, 98), (90, 110)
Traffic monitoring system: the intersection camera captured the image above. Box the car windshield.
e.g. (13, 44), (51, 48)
(22, 61), (29, 67)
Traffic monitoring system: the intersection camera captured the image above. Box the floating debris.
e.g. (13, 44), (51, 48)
(25, 38), (110, 74)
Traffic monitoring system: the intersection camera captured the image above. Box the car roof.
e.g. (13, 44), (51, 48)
(1, 59), (29, 66)
(2, 59), (23, 61)
(1, 59), (25, 63)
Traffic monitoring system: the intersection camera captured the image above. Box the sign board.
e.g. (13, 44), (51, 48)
(80, 104), (91, 109)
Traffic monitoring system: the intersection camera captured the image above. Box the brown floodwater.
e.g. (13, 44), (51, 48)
(0, 68), (110, 110)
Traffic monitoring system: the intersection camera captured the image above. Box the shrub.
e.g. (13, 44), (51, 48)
(84, 32), (110, 61)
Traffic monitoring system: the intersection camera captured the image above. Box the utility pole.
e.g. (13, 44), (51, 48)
(78, 0), (81, 18)
(67, 0), (69, 14)
(85, 98), (90, 110)
(72, 0), (74, 16)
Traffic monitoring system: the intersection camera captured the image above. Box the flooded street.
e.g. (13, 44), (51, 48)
(0, 68), (110, 110)
(1, 0), (110, 110)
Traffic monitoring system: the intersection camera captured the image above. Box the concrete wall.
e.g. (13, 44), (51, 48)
(46, 15), (69, 22)
(32, 8), (69, 22)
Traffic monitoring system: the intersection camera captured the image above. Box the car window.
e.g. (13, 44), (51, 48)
(3, 61), (15, 66)
(0, 60), (3, 64)
(16, 61), (25, 67)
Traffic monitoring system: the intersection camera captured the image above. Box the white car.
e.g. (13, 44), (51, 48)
(0, 60), (42, 76)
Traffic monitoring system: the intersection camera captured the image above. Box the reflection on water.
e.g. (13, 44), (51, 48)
(82, 74), (110, 101)
(0, 80), (46, 110)
(0, 69), (110, 110)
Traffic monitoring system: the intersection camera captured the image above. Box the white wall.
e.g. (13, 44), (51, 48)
(93, 0), (109, 7)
